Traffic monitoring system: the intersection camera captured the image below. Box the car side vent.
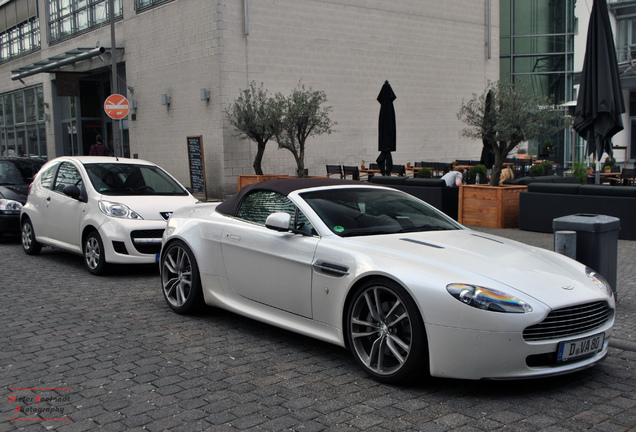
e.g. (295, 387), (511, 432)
(523, 301), (613, 341)
(313, 261), (349, 277)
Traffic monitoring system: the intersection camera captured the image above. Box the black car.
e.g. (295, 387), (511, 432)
(0, 157), (45, 236)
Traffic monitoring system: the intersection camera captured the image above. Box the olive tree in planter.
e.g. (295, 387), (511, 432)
(226, 82), (283, 175)
(457, 81), (570, 186)
(275, 82), (336, 178)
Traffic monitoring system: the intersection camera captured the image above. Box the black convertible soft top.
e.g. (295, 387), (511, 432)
(216, 178), (362, 217)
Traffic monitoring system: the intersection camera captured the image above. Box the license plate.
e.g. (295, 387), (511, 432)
(557, 333), (604, 361)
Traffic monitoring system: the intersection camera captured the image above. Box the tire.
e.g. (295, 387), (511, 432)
(346, 279), (428, 383)
(84, 231), (108, 275)
(21, 217), (42, 255)
(160, 240), (203, 314)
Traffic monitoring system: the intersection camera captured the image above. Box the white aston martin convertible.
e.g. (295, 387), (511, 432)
(159, 178), (615, 383)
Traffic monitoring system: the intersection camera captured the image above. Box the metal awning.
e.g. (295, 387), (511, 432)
(11, 46), (124, 81)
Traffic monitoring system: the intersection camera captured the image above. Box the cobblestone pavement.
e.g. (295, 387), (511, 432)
(1, 228), (635, 432)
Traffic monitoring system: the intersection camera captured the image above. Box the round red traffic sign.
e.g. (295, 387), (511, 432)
(104, 94), (130, 120)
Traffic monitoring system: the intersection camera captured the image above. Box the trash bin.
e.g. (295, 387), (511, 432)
(553, 214), (620, 298)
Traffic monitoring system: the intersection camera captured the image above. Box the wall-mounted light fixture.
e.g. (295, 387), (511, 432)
(43, 102), (49, 108)
(200, 88), (210, 101)
(161, 94), (171, 106)
(44, 113), (50, 122)
(131, 99), (138, 110)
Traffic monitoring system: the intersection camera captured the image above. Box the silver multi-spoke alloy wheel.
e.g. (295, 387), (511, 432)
(348, 280), (427, 383)
(83, 231), (107, 275)
(161, 241), (202, 313)
(85, 236), (101, 270)
(21, 218), (41, 255)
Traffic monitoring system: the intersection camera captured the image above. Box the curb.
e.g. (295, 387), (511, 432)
(609, 338), (636, 352)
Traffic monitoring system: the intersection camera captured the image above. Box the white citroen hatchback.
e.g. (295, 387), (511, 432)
(21, 156), (199, 275)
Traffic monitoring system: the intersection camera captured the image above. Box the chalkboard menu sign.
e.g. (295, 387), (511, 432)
(186, 136), (207, 199)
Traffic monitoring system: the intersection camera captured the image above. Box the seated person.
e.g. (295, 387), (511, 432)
(441, 168), (465, 187)
(499, 167), (514, 185)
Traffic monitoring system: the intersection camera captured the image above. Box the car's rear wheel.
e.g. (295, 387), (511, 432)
(84, 231), (107, 275)
(21, 217), (42, 255)
(346, 279), (428, 383)
(161, 240), (203, 314)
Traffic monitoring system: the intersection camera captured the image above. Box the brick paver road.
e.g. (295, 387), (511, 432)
(1, 227), (635, 431)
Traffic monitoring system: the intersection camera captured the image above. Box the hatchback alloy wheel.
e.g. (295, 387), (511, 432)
(84, 231), (107, 275)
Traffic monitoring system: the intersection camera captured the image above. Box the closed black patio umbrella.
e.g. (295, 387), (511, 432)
(480, 90), (496, 170)
(573, 0), (625, 184)
(376, 80), (396, 176)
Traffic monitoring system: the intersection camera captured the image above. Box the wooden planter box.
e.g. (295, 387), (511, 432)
(458, 184), (528, 228)
(238, 174), (290, 190)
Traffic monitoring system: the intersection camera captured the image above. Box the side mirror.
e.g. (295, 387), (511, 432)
(265, 212), (291, 232)
(63, 185), (87, 202)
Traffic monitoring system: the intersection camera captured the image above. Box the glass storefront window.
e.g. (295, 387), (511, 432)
(0, 85), (47, 158)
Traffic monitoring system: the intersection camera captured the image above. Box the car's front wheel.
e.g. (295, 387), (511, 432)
(84, 231), (107, 275)
(346, 279), (428, 383)
(21, 217), (42, 255)
(161, 240), (203, 314)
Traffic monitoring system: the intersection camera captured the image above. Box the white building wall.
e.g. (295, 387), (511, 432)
(212, 0), (499, 197)
(0, 0), (499, 199)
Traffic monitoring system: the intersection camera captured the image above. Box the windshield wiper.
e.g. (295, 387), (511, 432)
(398, 225), (449, 233)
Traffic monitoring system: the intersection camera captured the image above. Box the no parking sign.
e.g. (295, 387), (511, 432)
(104, 94), (130, 120)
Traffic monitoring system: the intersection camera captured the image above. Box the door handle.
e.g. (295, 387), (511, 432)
(227, 234), (241, 241)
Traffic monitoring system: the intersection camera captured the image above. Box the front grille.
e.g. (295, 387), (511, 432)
(523, 301), (613, 342)
(130, 229), (164, 254)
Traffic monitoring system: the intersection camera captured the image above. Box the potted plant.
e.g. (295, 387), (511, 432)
(604, 165), (612, 173)
(468, 164), (487, 184)
(361, 160), (366, 170)
(406, 162), (412, 169)
(571, 162), (588, 184)
(604, 156), (616, 168)
(529, 164), (545, 177)
(542, 139), (556, 158)
(417, 168), (432, 178)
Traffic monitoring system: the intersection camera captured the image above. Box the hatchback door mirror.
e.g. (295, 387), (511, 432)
(63, 185), (87, 202)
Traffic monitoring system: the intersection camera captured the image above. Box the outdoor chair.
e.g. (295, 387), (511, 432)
(326, 164), (343, 178)
(391, 165), (406, 176)
(343, 165), (368, 181)
(621, 168), (635, 186)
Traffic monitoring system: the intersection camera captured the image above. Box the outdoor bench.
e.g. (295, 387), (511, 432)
(519, 182), (636, 240)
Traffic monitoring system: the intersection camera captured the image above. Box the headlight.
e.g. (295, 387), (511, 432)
(446, 283), (533, 313)
(0, 199), (22, 214)
(586, 267), (613, 297)
(98, 200), (143, 220)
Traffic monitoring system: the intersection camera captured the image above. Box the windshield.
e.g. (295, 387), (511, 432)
(84, 163), (188, 196)
(301, 187), (461, 237)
